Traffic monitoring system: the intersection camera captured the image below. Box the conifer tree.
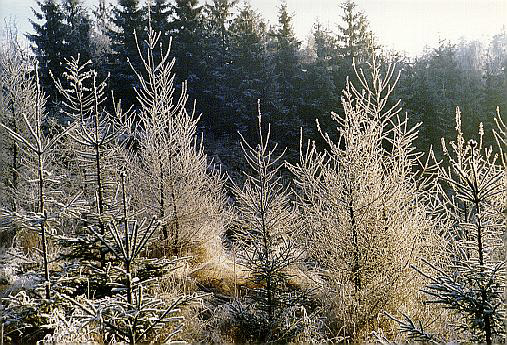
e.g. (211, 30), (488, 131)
(130, 28), (226, 256)
(62, 170), (197, 344)
(200, 0), (238, 125)
(93, 0), (112, 36)
(28, 0), (67, 101)
(52, 56), (131, 293)
(393, 109), (506, 344)
(398, 41), (467, 154)
(91, 0), (113, 75)
(299, 22), (340, 140)
(232, 105), (304, 342)
(0, 66), (74, 300)
(227, 3), (273, 133)
(108, 0), (146, 106)
(270, 1), (302, 126)
(204, 0), (238, 69)
(288, 57), (432, 340)
(147, 0), (171, 50)
(169, 0), (204, 87)
(337, 0), (372, 64)
(483, 29), (507, 118)
(0, 30), (67, 342)
(61, 0), (92, 64)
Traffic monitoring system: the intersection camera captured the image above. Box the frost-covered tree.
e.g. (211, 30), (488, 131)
(146, 0), (171, 43)
(51, 56), (131, 297)
(0, 66), (74, 300)
(129, 28), (226, 257)
(0, 26), (30, 213)
(288, 57), (433, 340)
(232, 106), (304, 341)
(396, 109), (506, 344)
(62, 171), (199, 344)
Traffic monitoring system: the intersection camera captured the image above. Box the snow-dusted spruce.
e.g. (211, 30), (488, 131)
(129, 28), (225, 256)
(231, 105), (304, 342)
(0, 65), (74, 300)
(287, 56), (433, 340)
(61, 170), (200, 344)
(0, 50), (80, 342)
(52, 57), (131, 271)
(397, 108), (506, 344)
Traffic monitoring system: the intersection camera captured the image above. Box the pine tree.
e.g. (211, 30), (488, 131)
(61, 0), (92, 64)
(28, 0), (67, 102)
(108, 0), (146, 107)
(299, 21), (340, 140)
(337, 0), (372, 64)
(91, 0), (113, 78)
(227, 3), (273, 133)
(270, 2), (303, 143)
(483, 29), (507, 120)
(200, 0), (238, 127)
(0, 29), (64, 342)
(93, 0), (112, 36)
(390, 109), (506, 344)
(232, 106), (304, 342)
(398, 41), (465, 154)
(204, 0), (238, 69)
(51, 56), (131, 297)
(62, 171), (198, 344)
(0, 57), (78, 344)
(168, 0), (204, 87)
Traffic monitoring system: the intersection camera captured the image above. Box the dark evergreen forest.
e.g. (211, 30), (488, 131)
(25, 0), (507, 170)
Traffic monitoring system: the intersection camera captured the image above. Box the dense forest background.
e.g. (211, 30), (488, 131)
(23, 0), (507, 171)
(0, 0), (505, 344)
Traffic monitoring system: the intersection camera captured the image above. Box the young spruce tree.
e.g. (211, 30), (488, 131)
(232, 104), (304, 342)
(392, 108), (506, 344)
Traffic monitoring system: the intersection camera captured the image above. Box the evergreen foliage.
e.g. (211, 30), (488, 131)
(227, 3), (273, 134)
(232, 106), (304, 342)
(28, 0), (68, 101)
(108, 0), (146, 107)
(395, 109), (506, 344)
(61, 0), (92, 64)
(337, 0), (373, 63)
(270, 2), (303, 140)
(168, 0), (204, 86)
